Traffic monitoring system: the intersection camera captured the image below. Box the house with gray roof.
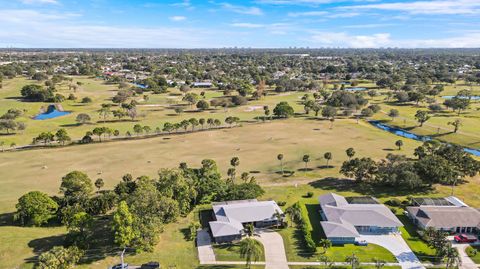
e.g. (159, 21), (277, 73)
(406, 196), (480, 234)
(209, 199), (283, 243)
(319, 193), (403, 244)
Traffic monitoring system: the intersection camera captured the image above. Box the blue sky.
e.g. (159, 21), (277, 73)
(0, 0), (480, 48)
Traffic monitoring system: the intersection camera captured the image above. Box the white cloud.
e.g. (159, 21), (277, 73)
(342, 23), (397, 29)
(343, 0), (480, 15)
(287, 10), (360, 18)
(0, 9), (78, 23)
(221, 3), (263, 15)
(230, 23), (265, 28)
(256, 0), (378, 5)
(310, 32), (392, 47)
(19, 0), (58, 4)
(288, 11), (328, 17)
(170, 16), (186, 21)
(308, 31), (480, 48)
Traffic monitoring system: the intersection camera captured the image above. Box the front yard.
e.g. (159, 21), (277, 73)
(396, 215), (437, 263)
(466, 245), (480, 264)
(278, 202), (397, 263)
(212, 241), (265, 262)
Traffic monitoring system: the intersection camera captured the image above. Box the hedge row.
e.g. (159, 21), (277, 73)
(294, 201), (317, 252)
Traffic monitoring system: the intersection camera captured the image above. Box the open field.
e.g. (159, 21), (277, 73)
(370, 84), (480, 149)
(0, 76), (305, 146)
(0, 119), (426, 213)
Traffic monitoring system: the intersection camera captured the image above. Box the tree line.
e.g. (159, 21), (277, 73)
(13, 158), (264, 267)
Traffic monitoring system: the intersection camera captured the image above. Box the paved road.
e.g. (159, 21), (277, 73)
(197, 229), (216, 264)
(361, 234), (425, 269)
(256, 230), (289, 269)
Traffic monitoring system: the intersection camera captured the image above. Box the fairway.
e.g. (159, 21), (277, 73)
(0, 118), (425, 213)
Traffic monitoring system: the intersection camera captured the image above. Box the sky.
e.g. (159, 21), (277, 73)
(0, 0), (480, 48)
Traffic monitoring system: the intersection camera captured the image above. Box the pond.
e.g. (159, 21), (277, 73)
(132, 83), (148, 89)
(34, 105), (71, 120)
(369, 120), (480, 157)
(442, 95), (480, 100)
(346, 87), (368, 91)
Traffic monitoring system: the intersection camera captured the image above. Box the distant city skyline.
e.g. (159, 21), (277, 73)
(0, 0), (480, 48)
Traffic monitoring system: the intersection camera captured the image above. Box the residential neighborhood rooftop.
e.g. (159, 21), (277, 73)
(319, 193), (403, 239)
(407, 196), (480, 230)
(209, 199), (283, 238)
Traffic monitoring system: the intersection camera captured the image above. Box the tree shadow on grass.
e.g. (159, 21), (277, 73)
(317, 165), (334, 169)
(0, 212), (15, 226)
(308, 177), (433, 198)
(274, 170), (295, 177)
(25, 234), (66, 266)
(78, 215), (117, 264)
(298, 168), (314, 172)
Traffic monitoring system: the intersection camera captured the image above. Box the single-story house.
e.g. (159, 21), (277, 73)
(406, 196), (480, 234)
(209, 199), (283, 243)
(319, 193), (403, 244)
(192, 82), (213, 88)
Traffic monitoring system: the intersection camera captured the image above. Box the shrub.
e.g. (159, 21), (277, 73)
(294, 202), (317, 253)
(305, 192), (314, 198)
(466, 246), (478, 257)
(277, 201), (287, 206)
(428, 104), (444, 112)
(386, 198), (402, 207)
(81, 97), (92, 103)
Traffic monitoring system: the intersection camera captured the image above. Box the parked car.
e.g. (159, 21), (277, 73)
(111, 264), (128, 269)
(354, 240), (368, 246)
(141, 261), (160, 269)
(454, 234), (477, 243)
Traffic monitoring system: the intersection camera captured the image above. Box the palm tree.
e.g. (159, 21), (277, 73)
(239, 238), (263, 269)
(302, 154), (310, 172)
(372, 258), (386, 269)
(345, 253), (360, 269)
(318, 254), (334, 268)
(285, 205), (301, 226)
(277, 154), (284, 175)
(230, 156), (240, 168)
(443, 245), (461, 269)
(346, 147), (355, 159)
(395, 140), (403, 150)
(324, 152), (332, 167)
(319, 239), (332, 253)
(245, 223), (255, 237)
(272, 210), (283, 228)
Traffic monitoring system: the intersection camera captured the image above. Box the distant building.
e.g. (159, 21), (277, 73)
(209, 199), (283, 243)
(319, 193), (403, 244)
(406, 196), (480, 234)
(192, 82), (213, 88)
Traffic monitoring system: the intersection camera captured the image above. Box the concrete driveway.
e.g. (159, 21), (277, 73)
(256, 229), (289, 269)
(360, 234), (425, 269)
(452, 243), (477, 269)
(197, 229), (216, 264)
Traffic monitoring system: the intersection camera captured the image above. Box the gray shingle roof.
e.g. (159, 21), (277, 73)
(319, 193), (402, 238)
(407, 205), (480, 229)
(209, 199), (283, 238)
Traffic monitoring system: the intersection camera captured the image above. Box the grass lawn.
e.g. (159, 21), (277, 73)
(278, 227), (396, 263)
(370, 84), (480, 150)
(213, 241), (265, 262)
(466, 245), (480, 264)
(276, 202), (396, 263)
(1, 78), (480, 268)
(396, 215), (437, 263)
(288, 265), (402, 269)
